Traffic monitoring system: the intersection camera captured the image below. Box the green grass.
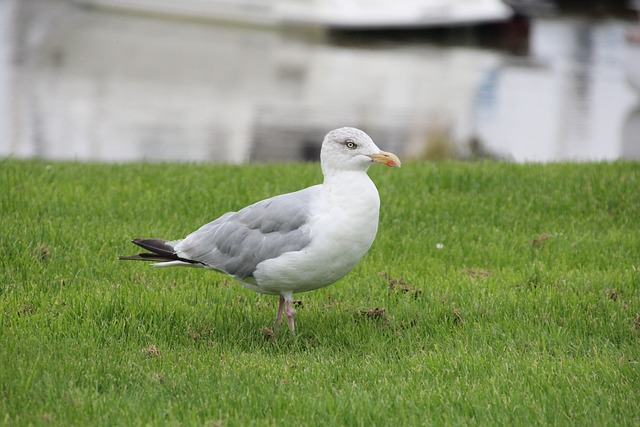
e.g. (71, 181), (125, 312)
(1, 159), (639, 426)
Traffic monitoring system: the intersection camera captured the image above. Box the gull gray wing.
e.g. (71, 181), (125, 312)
(173, 185), (319, 279)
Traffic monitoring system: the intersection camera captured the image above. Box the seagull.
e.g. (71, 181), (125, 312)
(120, 127), (401, 331)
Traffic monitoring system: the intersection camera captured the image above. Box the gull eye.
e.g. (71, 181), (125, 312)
(345, 140), (357, 149)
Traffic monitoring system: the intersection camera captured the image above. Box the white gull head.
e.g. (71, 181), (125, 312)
(320, 127), (401, 175)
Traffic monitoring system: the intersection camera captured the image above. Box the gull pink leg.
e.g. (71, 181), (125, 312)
(274, 295), (285, 330)
(284, 297), (296, 332)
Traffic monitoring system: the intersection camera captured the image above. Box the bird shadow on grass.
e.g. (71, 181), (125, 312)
(168, 302), (418, 355)
(104, 272), (433, 356)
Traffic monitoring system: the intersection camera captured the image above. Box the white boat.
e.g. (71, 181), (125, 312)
(472, 18), (639, 162)
(1, 0), (502, 163)
(626, 0), (640, 91)
(75, 0), (514, 29)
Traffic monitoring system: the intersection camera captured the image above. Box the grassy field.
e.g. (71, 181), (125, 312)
(1, 159), (639, 426)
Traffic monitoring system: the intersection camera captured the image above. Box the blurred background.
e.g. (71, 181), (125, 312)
(1, 0), (639, 163)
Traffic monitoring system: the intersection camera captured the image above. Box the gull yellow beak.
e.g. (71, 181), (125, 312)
(369, 150), (401, 168)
